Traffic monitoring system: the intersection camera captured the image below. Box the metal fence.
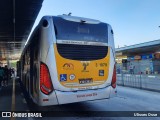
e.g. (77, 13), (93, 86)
(116, 63), (160, 92)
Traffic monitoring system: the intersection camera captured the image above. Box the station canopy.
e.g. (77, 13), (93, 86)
(0, 0), (43, 61)
(116, 39), (160, 57)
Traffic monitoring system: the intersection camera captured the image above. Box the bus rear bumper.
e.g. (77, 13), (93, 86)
(55, 86), (113, 104)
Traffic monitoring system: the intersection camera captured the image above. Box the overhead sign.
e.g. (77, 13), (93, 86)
(141, 54), (153, 59)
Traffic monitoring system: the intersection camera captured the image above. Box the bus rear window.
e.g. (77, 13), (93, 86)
(53, 17), (108, 43)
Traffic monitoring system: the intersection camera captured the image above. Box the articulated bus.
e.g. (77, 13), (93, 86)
(19, 15), (117, 106)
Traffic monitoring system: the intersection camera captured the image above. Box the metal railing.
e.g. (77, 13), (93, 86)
(116, 64), (160, 92)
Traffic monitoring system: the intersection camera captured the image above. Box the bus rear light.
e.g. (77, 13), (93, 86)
(111, 65), (116, 88)
(40, 62), (53, 95)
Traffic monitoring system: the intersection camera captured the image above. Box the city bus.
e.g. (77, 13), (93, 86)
(19, 15), (117, 106)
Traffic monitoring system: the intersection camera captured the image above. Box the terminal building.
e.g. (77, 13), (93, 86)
(116, 39), (160, 74)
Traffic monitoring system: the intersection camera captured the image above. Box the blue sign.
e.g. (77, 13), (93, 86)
(60, 74), (67, 81)
(141, 54), (153, 59)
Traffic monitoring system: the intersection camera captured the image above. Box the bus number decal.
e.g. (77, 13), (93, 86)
(96, 63), (107, 67)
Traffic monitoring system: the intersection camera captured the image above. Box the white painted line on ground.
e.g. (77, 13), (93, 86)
(136, 75), (140, 77)
(126, 75), (131, 76)
(148, 76), (156, 78)
(117, 74), (122, 76)
(11, 78), (15, 120)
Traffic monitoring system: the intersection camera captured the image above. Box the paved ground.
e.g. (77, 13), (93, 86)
(0, 78), (160, 120)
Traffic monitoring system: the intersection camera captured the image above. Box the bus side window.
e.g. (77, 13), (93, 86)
(33, 29), (39, 94)
(22, 55), (25, 71)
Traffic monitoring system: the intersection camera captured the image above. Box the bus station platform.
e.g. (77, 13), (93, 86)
(0, 78), (28, 113)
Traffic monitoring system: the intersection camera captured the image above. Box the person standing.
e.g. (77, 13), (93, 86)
(129, 63), (135, 74)
(4, 65), (9, 86)
(0, 66), (4, 88)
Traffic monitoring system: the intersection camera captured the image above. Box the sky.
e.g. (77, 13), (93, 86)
(30, 0), (160, 48)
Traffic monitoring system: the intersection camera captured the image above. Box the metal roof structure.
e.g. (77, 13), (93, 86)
(116, 39), (160, 56)
(0, 0), (43, 60)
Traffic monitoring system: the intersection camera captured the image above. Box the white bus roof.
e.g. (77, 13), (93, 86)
(57, 15), (101, 24)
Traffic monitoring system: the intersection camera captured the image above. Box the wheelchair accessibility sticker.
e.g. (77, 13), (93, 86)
(60, 74), (67, 81)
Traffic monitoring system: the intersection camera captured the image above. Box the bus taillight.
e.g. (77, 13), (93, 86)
(111, 65), (116, 88)
(40, 62), (53, 95)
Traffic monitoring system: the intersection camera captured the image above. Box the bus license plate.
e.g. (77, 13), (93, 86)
(79, 79), (93, 84)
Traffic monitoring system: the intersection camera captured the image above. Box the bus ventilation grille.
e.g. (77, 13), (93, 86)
(57, 44), (108, 61)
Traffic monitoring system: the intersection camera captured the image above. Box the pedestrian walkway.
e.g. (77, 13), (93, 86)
(0, 79), (13, 111)
(0, 77), (29, 115)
